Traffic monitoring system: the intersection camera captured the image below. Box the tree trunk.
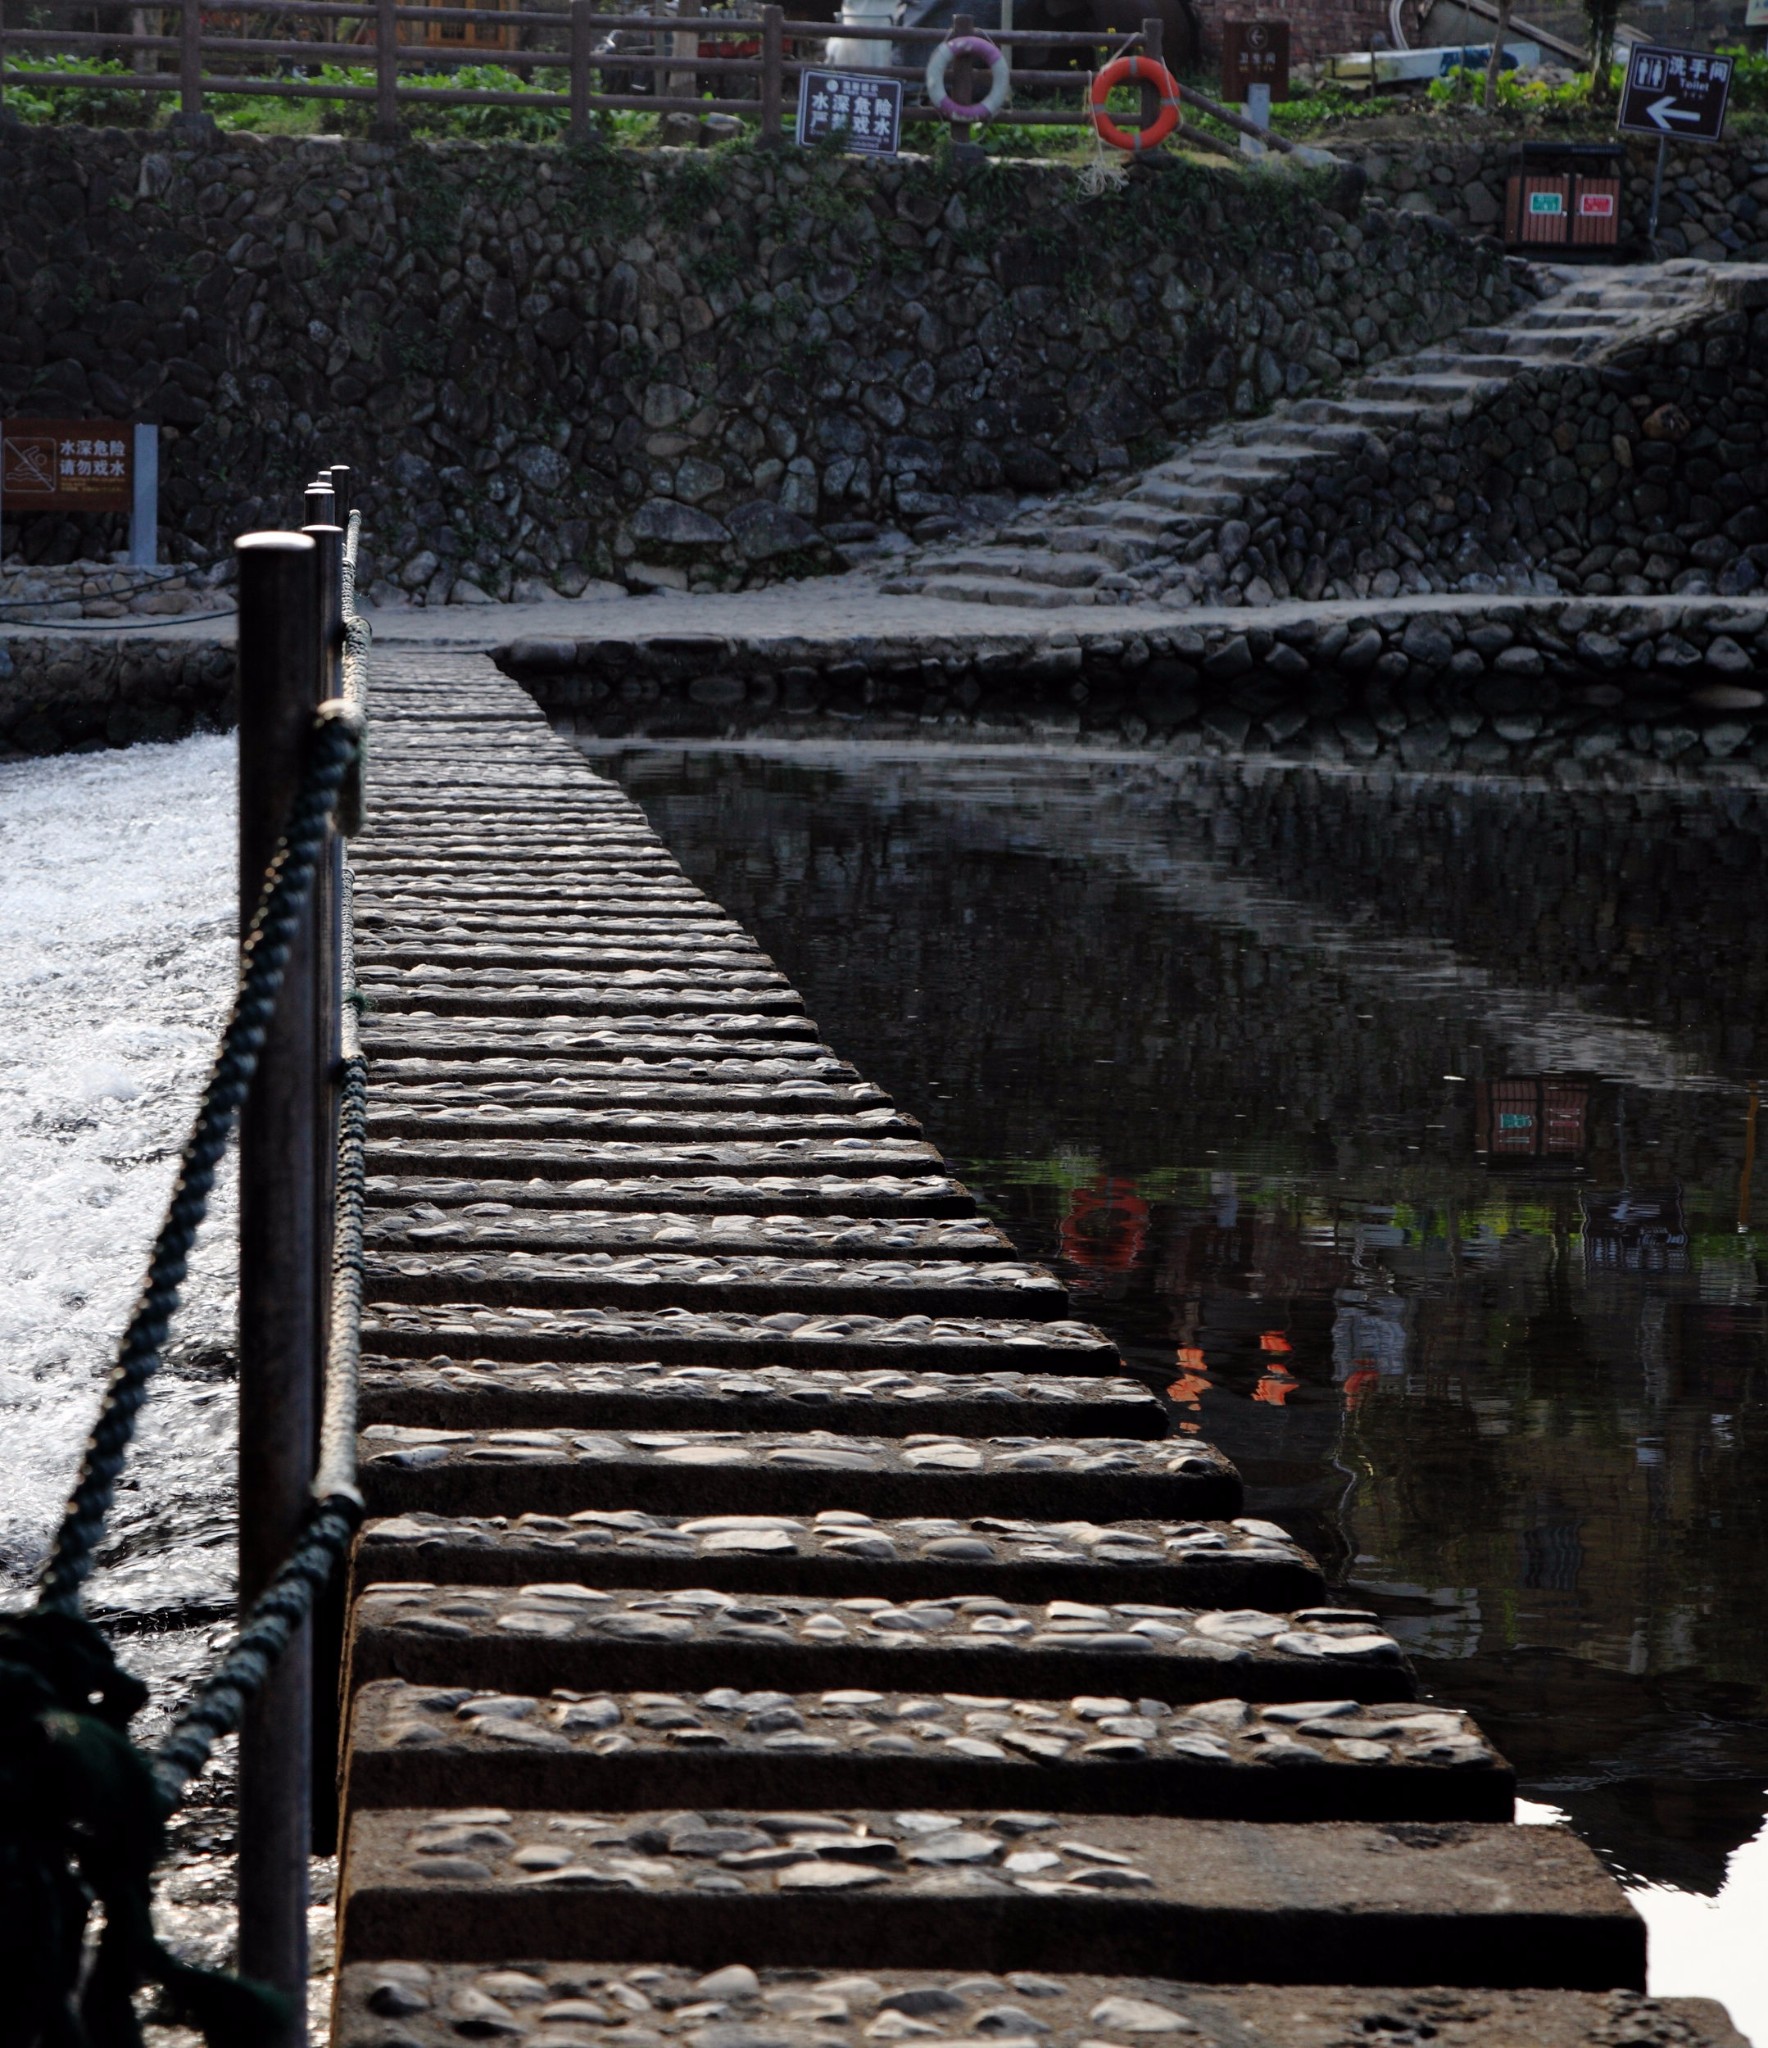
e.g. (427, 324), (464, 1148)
(1483, 0), (1512, 110)
(1585, 0), (1618, 104)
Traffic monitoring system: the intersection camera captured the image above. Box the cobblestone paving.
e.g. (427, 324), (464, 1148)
(333, 654), (1735, 2047)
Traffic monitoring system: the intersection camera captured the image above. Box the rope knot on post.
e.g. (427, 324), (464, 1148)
(0, 1610), (289, 2048)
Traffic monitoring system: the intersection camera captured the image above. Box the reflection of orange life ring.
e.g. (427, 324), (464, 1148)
(1090, 54), (1182, 153)
(1060, 1175), (1150, 1274)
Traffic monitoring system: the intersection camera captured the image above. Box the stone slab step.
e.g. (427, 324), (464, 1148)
(344, 1584), (1411, 1705)
(355, 895), (732, 921)
(358, 1426), (1239, 1522)
(346, 1679), (1506, 1822)
(367, 1077), (887, 1113)
(362, 1139), (949, 1182)
(365, 1109), (917, 1147)
(363, 1209), (1009, 1258)
(362, 1252), (1065, 1319)
(359, 946), (773, 973)
(1096, 507), (1207, 539)
(356, 915), (755, 942)
(920, 552), (1109, 588)
(359, 1356), (1159, 1438)
(919, 577), (1093, 609)
(1125, 482), (1246, 514)
(1040, 527), (1158, 566)
(361, 1025), (826, 1059)
(365, 1174), (976, 1217)
(336, 1807), (1639, 1987)
(356, 1508), (1320, 1608)
(332, 1964), (1738, 2048)
(358, 984), (804, 1020)
(1354, 373), (1505, 403)
(360, 1304), (1114, 1373)
(1285, 397), (1424, 426)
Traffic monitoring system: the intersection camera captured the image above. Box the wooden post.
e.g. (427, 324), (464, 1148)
(664, 0), (699, 144)
(1139, 16), (1162, 151)
(374, 0), (400, 139)
(569, 0), (593, 141)
(759, 3), (782, 143)
(234, 529), (324, 2048)
(948, 9), (973, 152)
(165, 0), (214, 132)
(0, 7), (13, 129)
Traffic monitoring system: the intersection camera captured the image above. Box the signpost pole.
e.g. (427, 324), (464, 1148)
(129, 423), (158, 568)
(1647, 131), (1667, 246)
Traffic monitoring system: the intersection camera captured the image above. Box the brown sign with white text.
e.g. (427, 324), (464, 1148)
(1222, 20), (1290, 104)
(2, 419), (133, 511)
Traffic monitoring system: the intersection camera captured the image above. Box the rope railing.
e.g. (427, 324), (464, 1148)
(0, 471), (372, 2048)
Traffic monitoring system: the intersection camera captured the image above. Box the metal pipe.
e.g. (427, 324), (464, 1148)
(324, 465), (353, 530)
(234, 530), (323, 2048)
(304, 482), (337, 529)
(300, 514), (347, 1853)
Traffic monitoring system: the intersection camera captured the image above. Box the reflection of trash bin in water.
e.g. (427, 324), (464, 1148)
(1475, 1078), (1589, 1168)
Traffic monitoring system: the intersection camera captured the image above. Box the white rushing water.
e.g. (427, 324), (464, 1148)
(0, 731), (239, 1616)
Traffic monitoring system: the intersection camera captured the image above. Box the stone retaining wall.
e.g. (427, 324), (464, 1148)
(0, 127), (1512, 600)
(0, 633), (234, 755)
(1340, 132), (1768, 262)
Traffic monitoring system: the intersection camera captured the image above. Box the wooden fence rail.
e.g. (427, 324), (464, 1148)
(0, 0), (1213, 153)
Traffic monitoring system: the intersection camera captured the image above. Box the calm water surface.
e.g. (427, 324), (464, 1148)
(584, 737), (1768, 2038)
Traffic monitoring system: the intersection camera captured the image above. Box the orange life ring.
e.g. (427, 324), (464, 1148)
(1090, 53), (1182, 152)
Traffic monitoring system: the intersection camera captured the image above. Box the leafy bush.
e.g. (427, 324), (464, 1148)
(1715, 45), (1768, 112)
(4, 52), (145, 125)
(404, 61), (570, 140)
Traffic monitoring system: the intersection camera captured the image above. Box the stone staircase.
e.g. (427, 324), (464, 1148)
(879, 262), (1733, 611)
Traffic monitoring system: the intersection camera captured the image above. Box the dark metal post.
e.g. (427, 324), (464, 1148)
(1648, 132), (1667, 249)
(323, 465), (353, 530)
(374, 0), (400, 140)
(300, 513), (347, 1851)
(234, 530), (323, 2048)
(759, 4), (782, 143)
(569, 0), (593, 141)
(305, 481), (337, 530)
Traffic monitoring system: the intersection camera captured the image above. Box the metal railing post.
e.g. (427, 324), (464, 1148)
(300, 506), (348, 1852)
(234, 530), (324, 2048)
(759, 4), (783, 144)
(569, 0), (593, 142)
(374, 0), (400, 140)
(322, 464), (353, 531)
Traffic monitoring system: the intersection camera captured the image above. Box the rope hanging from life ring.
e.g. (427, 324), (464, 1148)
(1090, 51), (1182, 152)
(925, 32), (1011, 122)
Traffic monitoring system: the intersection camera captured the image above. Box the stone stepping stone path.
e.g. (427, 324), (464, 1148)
(335, 654), (1727, 2047)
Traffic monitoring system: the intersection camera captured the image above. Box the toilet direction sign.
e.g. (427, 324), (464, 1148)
(1618, 43), (1733, 142)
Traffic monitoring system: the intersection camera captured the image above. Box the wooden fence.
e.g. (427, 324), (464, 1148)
(0, 0), (1291, 154)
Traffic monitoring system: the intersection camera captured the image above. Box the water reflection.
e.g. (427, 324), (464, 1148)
(581, 737), (1768, 2037)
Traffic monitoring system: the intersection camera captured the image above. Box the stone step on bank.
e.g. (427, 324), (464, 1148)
(335, 649), (1743, 2048)
(880, 263), (1757, 612)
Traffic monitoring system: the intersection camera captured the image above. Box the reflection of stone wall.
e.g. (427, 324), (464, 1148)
(0, 129), (1509, 595)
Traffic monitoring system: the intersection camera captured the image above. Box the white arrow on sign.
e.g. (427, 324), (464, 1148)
(1646, 94), (1702, 127)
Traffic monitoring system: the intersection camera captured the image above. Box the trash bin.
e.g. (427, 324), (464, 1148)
(1504, 141), (1625, 258)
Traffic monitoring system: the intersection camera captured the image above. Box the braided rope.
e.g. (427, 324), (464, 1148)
(36, 703), (363, 1618)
